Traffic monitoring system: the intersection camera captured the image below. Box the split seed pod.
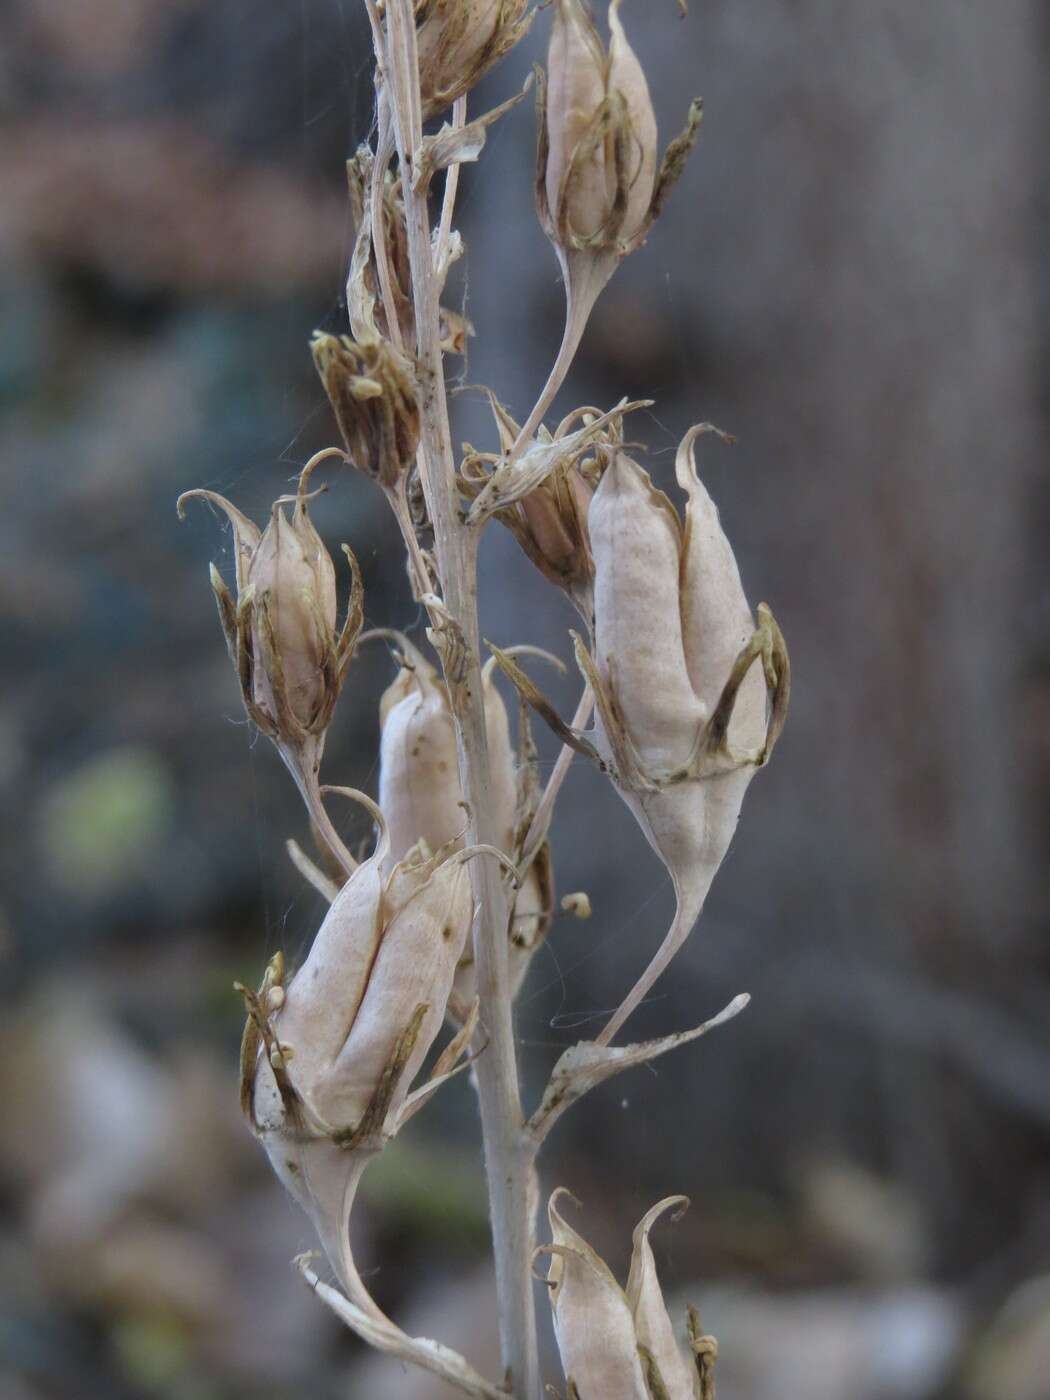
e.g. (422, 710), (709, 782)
(311, 330), (420, 489)
(460, 392), (648, 623)
(177, 454), (363, 765)
(241, 799), (477, 1292)
(376, 635), (552, 1012)
(345, 148), (470, 356)
(415, 0), (532, 120)
(540, 1190), (716, 1399)
(577, 429), (789, 1042)
(537, 0), (703, 358)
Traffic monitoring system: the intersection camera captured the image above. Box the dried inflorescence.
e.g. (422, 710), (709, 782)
(181, 2), (786, 1395)
(539, 1189), (717, 1400)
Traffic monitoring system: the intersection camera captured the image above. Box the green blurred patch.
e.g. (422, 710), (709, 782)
(41, 747), (175, 896)
(360, 1138), (490, 1249)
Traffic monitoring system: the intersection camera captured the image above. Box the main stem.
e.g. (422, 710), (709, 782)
(383, 8), (539, 1396)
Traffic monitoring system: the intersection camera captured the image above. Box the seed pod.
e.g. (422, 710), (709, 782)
(311, 330), (420, 489)
(242, 808), (477, 1291)
(177, 453), (363, 754)
(576, 431), (788, 1042)
(536, 1), (703, 366)
(376, 637), (550, 1009)
(416, 0), (532, 120)
(460, 393), (645, 623)
(544, 1190), (651, 1400)
(540, 1190), (714, 1400)
(346, 149), (470, 356)
(589, 449), (703, 771)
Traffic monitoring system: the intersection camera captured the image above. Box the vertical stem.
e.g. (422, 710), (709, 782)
(383, 5), (539, 1395)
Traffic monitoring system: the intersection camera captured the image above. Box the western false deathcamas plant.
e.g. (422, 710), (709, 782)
(178, 2), (789, 1396)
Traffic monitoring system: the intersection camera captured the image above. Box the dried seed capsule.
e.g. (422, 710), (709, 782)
(177, 454), (363, 753)
(577, 430), (788, 1041)
(242, 808), (479, 1292)
(416, 0), (532, 119)
(536, 1), (703, 362)
(540, 1190), (713, 1400)
(376, 637), (549, 1009)
(588, 449), (703, 771)
(378, 639), (516, 871)
(346, 149), (469, 356)
(311, 330), (420, 489)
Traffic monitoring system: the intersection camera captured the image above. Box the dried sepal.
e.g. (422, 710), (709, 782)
(415, 0), (533, 120)
(177, 451), (363, 757)
(311, 330), (420, 488)
(527, 994), (748, 1145)
(286, 838), (341, 903)
(686, 1307), (718, 1400)
(413, 76), (532, 190)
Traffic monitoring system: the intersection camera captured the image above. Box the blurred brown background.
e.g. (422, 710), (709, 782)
(1, 2), (1047, 1397)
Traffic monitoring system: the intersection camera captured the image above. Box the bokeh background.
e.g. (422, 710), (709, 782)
(2, 2), (1047, 1397)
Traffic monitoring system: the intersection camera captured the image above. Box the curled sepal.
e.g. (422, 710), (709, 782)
(686, 1307), (718, 1400)
(527, 994), (749, 1145)
(486, 643), (601, 767)
(394, 997), (482, 1128)
(298, 1255), (509, 1400)
(414, 77), (532, 190)
(626, 1199), (700, 1400)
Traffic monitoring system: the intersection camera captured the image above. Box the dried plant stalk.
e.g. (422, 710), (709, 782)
(179, 3), (786, 1397)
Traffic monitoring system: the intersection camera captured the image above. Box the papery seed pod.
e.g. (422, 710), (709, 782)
(375, 637), (549, 1010)
(311, 330), (420, 489)
(177, 453), (363, 757)
(416, 0), (532, 120)
(242, 802), (478, 1292)
(589, 449), (704, 771)
(460, 392), (647, 623)
(540, 1190), (714, 1400)
(541, 1190), (652, 1400)
(575, 432), (788, 1042)
(536, 1), (703, 366)
(378, 637), (517, 871)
